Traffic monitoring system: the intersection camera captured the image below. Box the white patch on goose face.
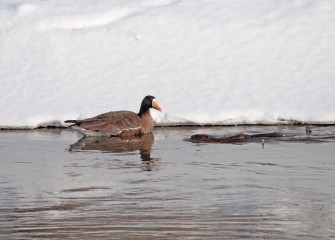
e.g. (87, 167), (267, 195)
(152, 98), (157, 108)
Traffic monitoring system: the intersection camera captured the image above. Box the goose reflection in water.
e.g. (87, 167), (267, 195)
(69, 133), (159, 171)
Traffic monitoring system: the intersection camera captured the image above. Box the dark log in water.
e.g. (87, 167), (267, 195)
(190, 132), (284, 144)
(191, 133), (249, 143)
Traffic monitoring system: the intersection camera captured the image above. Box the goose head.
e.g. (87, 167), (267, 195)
(138, 95), (162, 116)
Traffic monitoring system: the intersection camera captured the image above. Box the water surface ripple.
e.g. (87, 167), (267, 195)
(0, 126), (334, 239)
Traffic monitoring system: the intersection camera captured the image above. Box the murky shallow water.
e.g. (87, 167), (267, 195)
(0, 126), (334, 239)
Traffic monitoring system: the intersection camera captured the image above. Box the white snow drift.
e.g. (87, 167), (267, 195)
(0, 0), (334, 128)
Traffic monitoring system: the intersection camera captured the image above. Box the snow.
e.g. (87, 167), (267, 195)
(1, 0), (335, 128)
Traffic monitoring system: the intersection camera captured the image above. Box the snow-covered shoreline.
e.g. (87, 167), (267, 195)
(1, 0), (335, 128)
(1, 121), (335, 131)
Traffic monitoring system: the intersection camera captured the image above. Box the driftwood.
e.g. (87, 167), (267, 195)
(190, 134), (249, 143)
(190, 126), (315, 144)
(190, 132), (285, 144)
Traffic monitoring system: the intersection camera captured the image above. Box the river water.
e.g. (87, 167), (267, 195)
(0, 126), (334, 239)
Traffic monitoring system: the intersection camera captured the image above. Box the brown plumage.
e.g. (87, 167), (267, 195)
(65, 95), (162, 137)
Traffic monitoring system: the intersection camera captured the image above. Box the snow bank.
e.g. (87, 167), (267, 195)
(1, 0), (334, 128)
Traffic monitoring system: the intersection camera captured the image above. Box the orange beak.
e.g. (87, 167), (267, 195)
(152, 99), (162, 112)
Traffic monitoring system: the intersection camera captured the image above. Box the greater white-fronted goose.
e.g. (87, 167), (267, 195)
(65, 95), (162, 137)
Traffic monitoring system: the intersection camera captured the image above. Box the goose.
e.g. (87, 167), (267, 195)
(65, 95), (162, 137)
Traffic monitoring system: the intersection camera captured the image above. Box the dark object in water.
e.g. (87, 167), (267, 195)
(188, 126), (335, 145)
(191, 134), (249, 143)
(190, 132), (284, 144)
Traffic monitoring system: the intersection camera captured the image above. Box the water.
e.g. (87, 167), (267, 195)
(0, 126), (334, 239)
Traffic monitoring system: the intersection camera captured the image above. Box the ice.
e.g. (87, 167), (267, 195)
(0, 0), (334, 128)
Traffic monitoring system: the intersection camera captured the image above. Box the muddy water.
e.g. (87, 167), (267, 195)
(0, 126), (334, 239)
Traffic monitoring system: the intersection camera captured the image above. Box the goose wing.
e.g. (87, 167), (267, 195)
(71, 111), (142, 136)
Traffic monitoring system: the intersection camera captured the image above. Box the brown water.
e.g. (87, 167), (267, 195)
(0, 126), (334, 239)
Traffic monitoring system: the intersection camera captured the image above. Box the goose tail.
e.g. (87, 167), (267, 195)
(64, 120), (78, 124)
